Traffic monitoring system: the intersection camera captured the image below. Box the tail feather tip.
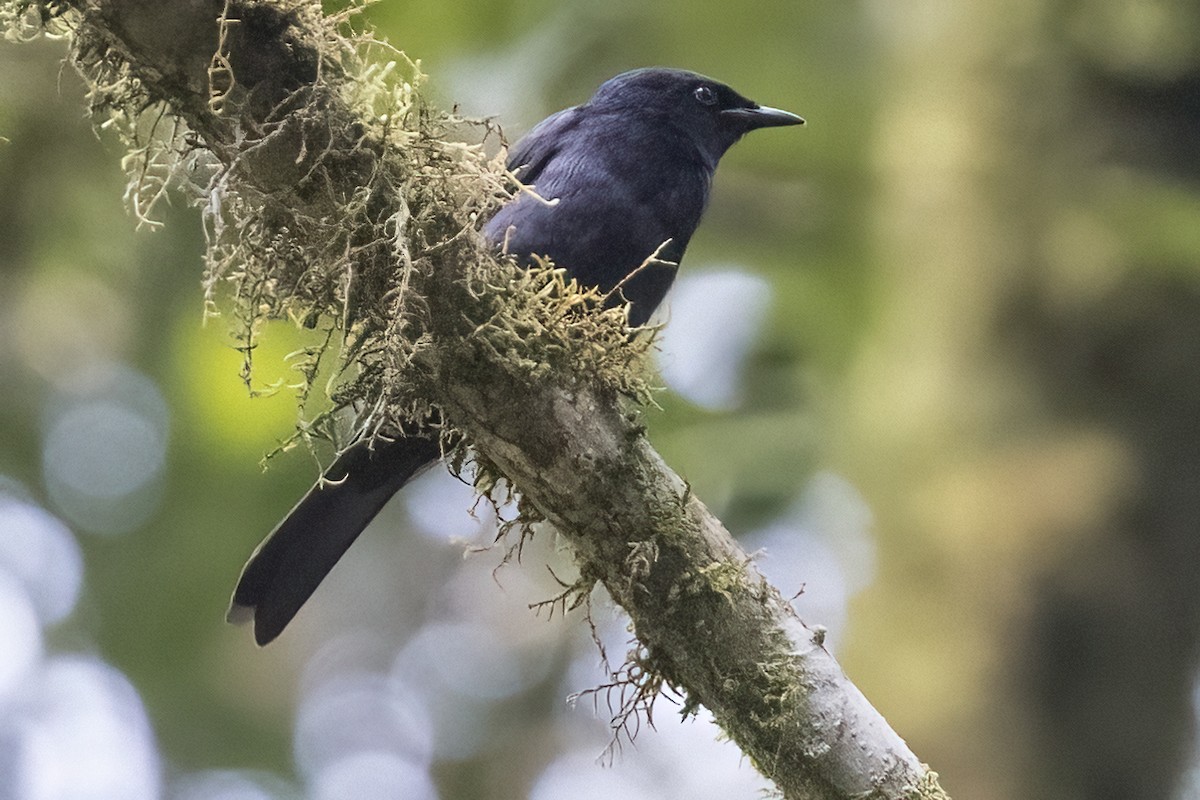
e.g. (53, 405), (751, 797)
(226, 601), (256, 627)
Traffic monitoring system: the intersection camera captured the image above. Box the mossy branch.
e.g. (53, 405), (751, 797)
(1, 1), (951, 798)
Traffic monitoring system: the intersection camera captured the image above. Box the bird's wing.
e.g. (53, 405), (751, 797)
(228, 434), (441, 645)
(505, 106), (582, 184)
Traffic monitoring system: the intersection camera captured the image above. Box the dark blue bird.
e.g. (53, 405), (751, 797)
(229, 68), (803, 644)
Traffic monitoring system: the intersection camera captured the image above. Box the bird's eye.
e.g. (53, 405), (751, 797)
(693, 85), (717, 106)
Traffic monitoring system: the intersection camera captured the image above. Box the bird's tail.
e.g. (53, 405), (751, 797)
(228, 433), (442, 645)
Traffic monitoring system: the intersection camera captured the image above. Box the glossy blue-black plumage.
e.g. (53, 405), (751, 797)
(229, 68), (802, 644)
(484, 67), (802, 325)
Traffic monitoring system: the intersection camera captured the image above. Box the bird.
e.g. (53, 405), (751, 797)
(229, 67), (804, 645)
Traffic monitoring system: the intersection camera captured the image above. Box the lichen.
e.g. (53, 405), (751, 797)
(569, 643), (670, 761)
(912, 768), (952, 800)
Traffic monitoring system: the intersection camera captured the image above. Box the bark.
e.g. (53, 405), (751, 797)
(11, 1), (951, 797)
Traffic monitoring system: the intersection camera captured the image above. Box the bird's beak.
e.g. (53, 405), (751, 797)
(721, 105), (805, 129)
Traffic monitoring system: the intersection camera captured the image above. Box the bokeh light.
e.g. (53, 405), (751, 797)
(40, 362), (169, 535)
(743, 471), (876, 650)
(390, 619), (556, 760)
(310, 750), (438, 800)
(532, 708), (771, 800)
(0, 572), (41, 702)
(657, 269), (772, 410)
(294, 670), (434, 785)
(404, 467), (495, 545)
(531, 751), (657, 800)
(169, 769), (298, 800)
(0, 486), (165, 800)
(0, 490), (82, 625)
(13, 656), (161, 800)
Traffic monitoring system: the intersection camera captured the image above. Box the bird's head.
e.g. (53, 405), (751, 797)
(586, 68), (804, 166)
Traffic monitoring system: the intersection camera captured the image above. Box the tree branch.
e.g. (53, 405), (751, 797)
(3, 1), (950, 797)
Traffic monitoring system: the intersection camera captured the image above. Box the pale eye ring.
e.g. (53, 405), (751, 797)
(693, 85), (717, 106)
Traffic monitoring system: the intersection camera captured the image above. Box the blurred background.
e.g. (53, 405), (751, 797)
(2, 1), (1200, 798)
